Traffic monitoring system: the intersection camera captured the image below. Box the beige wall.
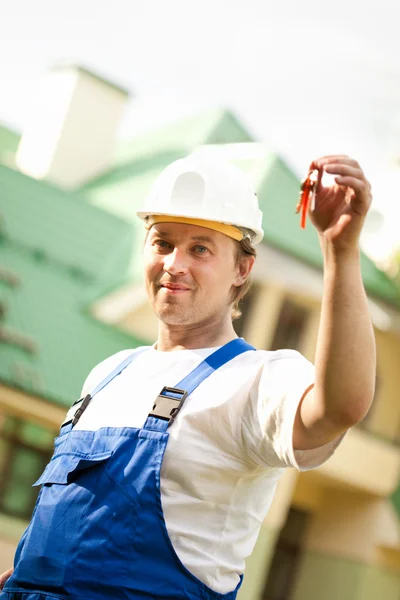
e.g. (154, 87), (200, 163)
(369, 330), (400, 441)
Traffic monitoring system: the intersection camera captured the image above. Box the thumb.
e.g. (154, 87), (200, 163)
(0, 568), (14, 589)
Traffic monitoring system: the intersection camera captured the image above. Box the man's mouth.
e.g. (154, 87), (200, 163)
(159, 282), (191, 293)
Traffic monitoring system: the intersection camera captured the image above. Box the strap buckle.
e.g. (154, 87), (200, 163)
(62, 394), (91, 427)
(71, 394), (92, 426)
(149, 387), (188, 425)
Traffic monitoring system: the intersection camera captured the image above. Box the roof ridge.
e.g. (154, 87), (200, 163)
(125, 106), (227, 145)
(0, 121), (21, 135)
(83, 107), (250, 189)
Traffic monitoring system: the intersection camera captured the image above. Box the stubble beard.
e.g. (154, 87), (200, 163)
(153, 290), (199, 326)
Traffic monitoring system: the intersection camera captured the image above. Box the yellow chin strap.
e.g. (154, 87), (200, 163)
(144, 215), (244, 241)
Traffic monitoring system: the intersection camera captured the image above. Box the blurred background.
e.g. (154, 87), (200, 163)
(1, 1), (400, 598)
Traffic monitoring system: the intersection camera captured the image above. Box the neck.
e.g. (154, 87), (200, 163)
(156, 313), (238, 351)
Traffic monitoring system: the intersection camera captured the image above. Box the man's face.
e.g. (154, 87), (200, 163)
(144, 222), (250, 326)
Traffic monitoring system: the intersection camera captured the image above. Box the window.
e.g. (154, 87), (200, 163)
(270, 298), (310, 351)
(261, 508), (310, 600)
(0, 417), (53, 520)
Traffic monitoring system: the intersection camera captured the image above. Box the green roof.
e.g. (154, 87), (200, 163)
(0, 123), (21, 164)
(1, 165), (135, 286)
(0, 165), (145, 407)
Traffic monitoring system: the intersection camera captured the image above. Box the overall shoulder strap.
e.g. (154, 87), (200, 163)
(147, 338), (255, 429)
(90, 348), (149, 398)
(176, 338), (255, 395)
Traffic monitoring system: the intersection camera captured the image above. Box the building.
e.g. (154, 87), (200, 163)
(1, 64), (399, 599)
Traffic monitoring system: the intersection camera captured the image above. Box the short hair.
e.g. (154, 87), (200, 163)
(231, 238), (257, 320)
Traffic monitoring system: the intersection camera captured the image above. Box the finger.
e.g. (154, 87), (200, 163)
(334, 176), (372, 213)
(308, 160), (318, 171)
(317, 154), (351, 161)
(0, 569), (13, 590)
(335, 175), (370, 192)
(317, 156), (361, 169)
(316, 166), (323, 193)
(323, 163), (364, 180)
(329, 165), (372, 191)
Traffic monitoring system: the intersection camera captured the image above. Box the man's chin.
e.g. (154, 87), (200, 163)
(155, 305), (196, 326)
(157, 313), (193, 326)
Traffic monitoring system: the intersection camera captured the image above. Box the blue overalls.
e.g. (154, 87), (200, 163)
(2, 339), (254, 600)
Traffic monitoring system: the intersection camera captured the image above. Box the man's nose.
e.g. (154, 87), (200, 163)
(163, 248), (189, 275)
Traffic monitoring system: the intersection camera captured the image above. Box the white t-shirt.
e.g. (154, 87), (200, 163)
(73, 345), (343, 594)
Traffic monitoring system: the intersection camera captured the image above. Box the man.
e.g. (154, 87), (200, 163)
(1, 153), (375, 599)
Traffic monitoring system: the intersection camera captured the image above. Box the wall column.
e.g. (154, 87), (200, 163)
(243, 283), (284, 349)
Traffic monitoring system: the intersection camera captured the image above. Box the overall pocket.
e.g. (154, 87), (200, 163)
(14, 442), (140, 594)
(33, 450), (114, 486)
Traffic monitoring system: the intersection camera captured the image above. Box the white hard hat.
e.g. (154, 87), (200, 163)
(136, 153), (264, 244)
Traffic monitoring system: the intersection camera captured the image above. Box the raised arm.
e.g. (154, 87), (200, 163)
(293, 155), (376, 450)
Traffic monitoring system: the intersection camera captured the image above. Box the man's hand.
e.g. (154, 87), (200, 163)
(0, 568), (13, 590)
(309, 155), (372, 252)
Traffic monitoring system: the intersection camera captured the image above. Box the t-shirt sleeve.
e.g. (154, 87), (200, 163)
(242, 350), (345, 472)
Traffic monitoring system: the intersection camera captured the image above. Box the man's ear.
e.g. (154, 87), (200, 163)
(234, 255), (255, 287)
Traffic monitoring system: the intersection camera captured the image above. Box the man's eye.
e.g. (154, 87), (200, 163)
(193, 245), (208, 254)
(155, 240), (171, 249)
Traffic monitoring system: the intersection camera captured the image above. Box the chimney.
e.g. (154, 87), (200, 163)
(16, 63), (129, 188)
